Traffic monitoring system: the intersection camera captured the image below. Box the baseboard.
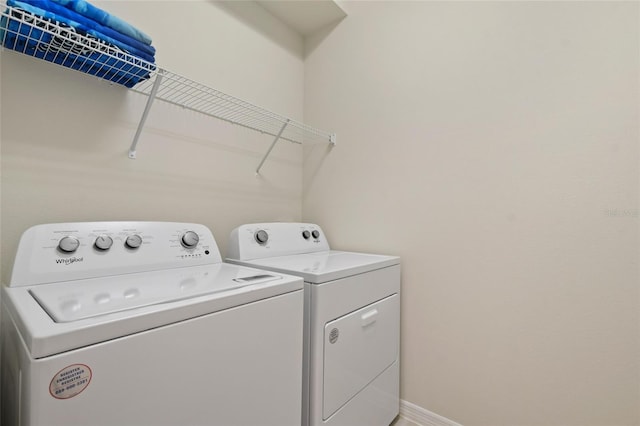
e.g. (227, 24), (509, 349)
(399, 400), (463, 426)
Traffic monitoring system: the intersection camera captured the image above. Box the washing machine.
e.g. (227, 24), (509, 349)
(1, 221), (304, 426)
(227, 222), (401, 426)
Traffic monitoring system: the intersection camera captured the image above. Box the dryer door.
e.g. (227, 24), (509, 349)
(323, 293), (399, 420)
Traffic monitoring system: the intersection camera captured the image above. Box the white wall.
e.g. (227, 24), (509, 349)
(304, 2), (639, 425)
(2, 2), (639, 425)
(0, 1), (305, 282)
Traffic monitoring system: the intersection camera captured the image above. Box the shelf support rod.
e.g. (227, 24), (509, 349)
(255, 119), (289, 175)
(129, 71), (164, 159)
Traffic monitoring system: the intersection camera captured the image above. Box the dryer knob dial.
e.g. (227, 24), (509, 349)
(58, 236), (80, 253)
(94, 235), (113, 251)
(255, 230), (269, 245)
(125, 234), (143, 249)
(302, 230), (311, 240)
(312, 230), (320, 239)
(181, 231), (200, 249)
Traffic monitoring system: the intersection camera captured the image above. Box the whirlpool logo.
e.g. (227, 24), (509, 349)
(55, 257), (83, 265)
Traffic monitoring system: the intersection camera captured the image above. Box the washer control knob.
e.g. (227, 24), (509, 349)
(181, 231), (200, 249)
(255, 230), (269, 245)
(58, 236), (80, 253)
(312, 230), (320, 239)
(125, 234), (143, 249)
(302, 230), (311, 240)
(94, 235), (113, 251)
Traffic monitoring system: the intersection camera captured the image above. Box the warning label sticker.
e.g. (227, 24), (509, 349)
(49, 364), (92, 399)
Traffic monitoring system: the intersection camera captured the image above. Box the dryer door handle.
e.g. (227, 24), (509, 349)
(361, 309), (378, 327)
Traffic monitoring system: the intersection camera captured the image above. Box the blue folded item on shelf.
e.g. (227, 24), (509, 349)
(17, 0), (155, 58)
(7, 0), (154, 63)
(50, 0), (151, 45)
(0, 7), (155, 87)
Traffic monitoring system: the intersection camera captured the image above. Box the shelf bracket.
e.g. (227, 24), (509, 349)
(128, 71), (164, 159)
(255, 119), (289, 175)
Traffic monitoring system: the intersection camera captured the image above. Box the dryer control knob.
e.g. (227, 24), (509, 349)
(94, 235), (113, 251)
(302, 230), (311, 239)
(255, 230), (269, 245)
(58, 236), (80, 253)
(125, 234), (143, 249)
(181, 231), (200, 249)
(312, 230), (320, 239)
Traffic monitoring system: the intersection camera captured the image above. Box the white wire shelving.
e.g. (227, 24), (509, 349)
(130, 70), (336, 173)
(0, 2), (336, 173)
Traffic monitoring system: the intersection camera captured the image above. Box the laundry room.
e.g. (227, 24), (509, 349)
(0, 1), (638, 426)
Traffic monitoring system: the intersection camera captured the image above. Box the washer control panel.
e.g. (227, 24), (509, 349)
(228, 223), (330, 260)
(10, 222), (223, 286)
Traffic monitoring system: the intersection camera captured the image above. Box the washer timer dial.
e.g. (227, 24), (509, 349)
(181, 231), (200, 249)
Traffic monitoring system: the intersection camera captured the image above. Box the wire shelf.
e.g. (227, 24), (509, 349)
(1, 1), (336, 170)
(0, 2), (157, 88)
(132, 69), (335, 146)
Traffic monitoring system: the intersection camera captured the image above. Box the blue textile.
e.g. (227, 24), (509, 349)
(17, 0), (155, 58)
(50, 0), (151, 45)
(7, 0), (154, 63)
(0, 7), (154, 87)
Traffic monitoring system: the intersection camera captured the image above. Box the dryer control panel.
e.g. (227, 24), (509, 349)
(10, 222), (222, 286)
(228, 223), (330, 260)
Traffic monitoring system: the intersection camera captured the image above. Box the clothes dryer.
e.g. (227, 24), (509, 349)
(1, 221), (303, 426)
(227, 223), (400, 426)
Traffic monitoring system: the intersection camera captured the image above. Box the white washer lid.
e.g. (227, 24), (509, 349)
(30, 264), (283, 323)
(228, 250), (400, 284)
(3, 263), (302, 358)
